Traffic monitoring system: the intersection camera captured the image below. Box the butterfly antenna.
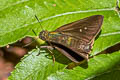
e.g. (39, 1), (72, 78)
(23, 15), (43, 47)
(32, 29), (37, 36)
(35, 15), (44, 31)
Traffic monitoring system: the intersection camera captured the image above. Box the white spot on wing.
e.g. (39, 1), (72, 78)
(84, 27), (87, 30)
(80, 29), (82, 32)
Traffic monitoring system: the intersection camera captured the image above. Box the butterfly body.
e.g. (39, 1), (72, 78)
(39, 15), (104, 63)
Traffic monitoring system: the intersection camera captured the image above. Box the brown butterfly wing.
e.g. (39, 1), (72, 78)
(55, 15), (104, 43)
(49, 15), (103, 63)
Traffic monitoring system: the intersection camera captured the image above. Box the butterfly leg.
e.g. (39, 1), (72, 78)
(40, 46), (55, 63)
(40, 46), (54, 50)
(37, 46), (54, 56)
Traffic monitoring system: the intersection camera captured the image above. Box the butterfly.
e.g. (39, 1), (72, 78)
(39, 15), (104, 63)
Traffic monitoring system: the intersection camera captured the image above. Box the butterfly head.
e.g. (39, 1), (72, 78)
(39, 30), (49, 41)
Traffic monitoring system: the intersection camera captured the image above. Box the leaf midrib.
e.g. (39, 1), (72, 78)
(0, 8), (115, 36)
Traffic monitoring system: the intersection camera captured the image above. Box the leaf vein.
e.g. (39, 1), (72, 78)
(0, 0), (29, 11)
(100, 31), (120, 37)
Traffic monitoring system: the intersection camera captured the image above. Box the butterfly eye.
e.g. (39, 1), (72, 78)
(39, 31), (46, 40)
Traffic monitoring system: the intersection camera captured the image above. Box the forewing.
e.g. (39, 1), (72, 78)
(55, 15), (103, 43)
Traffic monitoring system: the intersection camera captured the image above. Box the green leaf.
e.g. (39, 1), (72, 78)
(8, 49), (120, 80)
(90, 64), (120, 80)
(0, 0), (120, 56)
(1, 0), (120, 80)
(0, 0), (36, 46)
(8, 48), (66, 80)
